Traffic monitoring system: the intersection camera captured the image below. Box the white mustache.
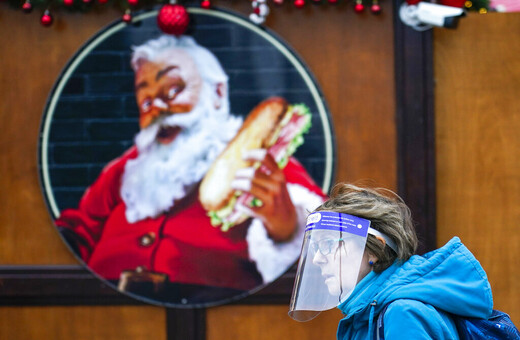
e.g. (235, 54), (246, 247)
(162, 110), (200, 129)
(135, 110), (199, 152)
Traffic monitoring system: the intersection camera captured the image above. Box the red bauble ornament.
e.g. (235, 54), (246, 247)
(63, 0), (74, 6)
(201, 0), (211, 8)
(439, 0), (465, 7)
(82, 0), (92, 4)
(273, 0), (283, 4)
(405, 0), (421, 5)
(40, 10), (53, 26)
(354, 2), (364, 12)
(294, 0), (305, 8)
(122, 8), (132, 23)
(122, 12), (132, 23)
(371, 3), (381, 13)
(328, 0), (338, 3)
(157, 4), (190, 35)
(128, 0), (138, 6)
(98, 0), (108, 3)
(22, 1), (33, 13)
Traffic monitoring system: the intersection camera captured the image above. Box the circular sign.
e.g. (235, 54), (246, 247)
(39, 7), (336, 308)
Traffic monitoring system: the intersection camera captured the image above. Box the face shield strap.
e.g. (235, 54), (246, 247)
(337, 230), (344, 303)
(367, 227), (398, 253)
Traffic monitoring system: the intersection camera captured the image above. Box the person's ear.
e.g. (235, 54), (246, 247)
(214, 82), (227, 109)
(375, 235), (387, 249)
(368, 254), (378, 267)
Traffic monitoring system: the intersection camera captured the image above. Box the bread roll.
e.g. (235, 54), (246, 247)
(199, 97), (288, 212)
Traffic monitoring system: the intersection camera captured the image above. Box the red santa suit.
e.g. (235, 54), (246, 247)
(56, 146), (325, 295)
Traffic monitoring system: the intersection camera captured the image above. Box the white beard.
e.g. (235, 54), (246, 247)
(121, 84), (242, 223)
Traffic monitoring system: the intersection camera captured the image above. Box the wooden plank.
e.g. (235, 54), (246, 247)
(0, 306), (166, 340)
(206, 306), (342, 340)
(434, 12), (520, 324)
(393, 0), (436, 254)
(0, 265), (295, 306)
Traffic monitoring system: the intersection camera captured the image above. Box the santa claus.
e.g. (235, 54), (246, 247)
(56, 35), (325, 306)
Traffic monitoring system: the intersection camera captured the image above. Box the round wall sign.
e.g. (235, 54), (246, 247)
(39, 7), (336, 308)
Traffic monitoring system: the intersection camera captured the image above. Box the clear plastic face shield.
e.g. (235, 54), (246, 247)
(289, 211), (396, 322)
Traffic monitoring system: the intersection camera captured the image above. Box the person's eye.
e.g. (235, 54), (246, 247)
(141, 98), (152, 112)
(317, 239), (334, 255)
(167, 85), (183, 99)
(325, 240), (335, 254)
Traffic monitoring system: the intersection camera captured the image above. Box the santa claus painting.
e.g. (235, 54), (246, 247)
(53, 34), (327, 306)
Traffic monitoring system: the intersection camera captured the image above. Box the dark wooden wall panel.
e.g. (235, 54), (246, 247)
(435, 12), (520, 324)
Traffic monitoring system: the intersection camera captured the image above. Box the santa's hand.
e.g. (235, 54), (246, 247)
(232, 149), (297, 242)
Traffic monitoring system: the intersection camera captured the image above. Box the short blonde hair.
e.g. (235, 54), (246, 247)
(315, 183), (418, 272)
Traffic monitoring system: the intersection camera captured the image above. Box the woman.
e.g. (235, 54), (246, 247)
(289, 183), (493, 339)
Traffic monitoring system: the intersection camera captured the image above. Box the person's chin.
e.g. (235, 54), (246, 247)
(324, 277), (341, 296)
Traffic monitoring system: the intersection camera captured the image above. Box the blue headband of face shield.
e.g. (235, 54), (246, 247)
(305, 211), (398, 253)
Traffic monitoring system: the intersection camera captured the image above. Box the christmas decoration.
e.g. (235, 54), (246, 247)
(490, 0), (520, 12)
(371, 0), (381, 13)
(40, 9), (53, 26)
(354, 0), (365, 12)
(22, 0), (32, 12)
(157, 3), (189, 35)
(441, 0), (489, 9)
(294, 0), (305, 8)
(406, 0), (489, 10)
(249, 0), (269, 24)
(439, 0), (466, 7)
(122, 9), (132, 22)
(3, 0), (490, 28)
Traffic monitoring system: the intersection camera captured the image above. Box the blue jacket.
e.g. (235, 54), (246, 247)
(337, 237), (493, 340)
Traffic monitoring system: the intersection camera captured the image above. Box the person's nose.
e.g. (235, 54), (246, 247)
(152, 98), (168, 110)
(140, 98), (169, 128)
(312, 250), (327, 266)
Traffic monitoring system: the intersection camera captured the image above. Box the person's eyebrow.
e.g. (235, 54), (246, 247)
(135, 81), (148, 91)
(156, 65), (178, 81)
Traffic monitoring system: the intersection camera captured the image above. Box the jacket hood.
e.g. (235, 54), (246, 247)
(338, 237), (493, 325)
